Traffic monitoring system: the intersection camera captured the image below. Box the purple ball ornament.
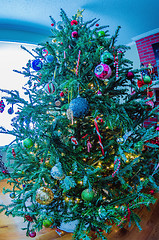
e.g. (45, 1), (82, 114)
(95, 63), (112, 80)
(126, 71), (134, 80)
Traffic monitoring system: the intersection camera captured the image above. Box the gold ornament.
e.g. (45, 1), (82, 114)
(35, 187), (54, 205)
(74, 9), (85, 19)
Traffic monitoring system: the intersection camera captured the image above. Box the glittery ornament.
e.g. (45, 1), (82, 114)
(69, 96), (89, 118)
(35, 187), (54, 205)
(51, 163), (64, 180)
(25, 215), (33, 222)
(32, 59), (43, 71)
(44, 83), (55, 94)
(100, 51), (112, 63)
(55, 100), (61, 107)
(95, 63), (112, 80)
(81, 189), (94, 201)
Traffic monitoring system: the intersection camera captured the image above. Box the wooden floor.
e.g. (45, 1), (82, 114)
(0, 179), (159, 240)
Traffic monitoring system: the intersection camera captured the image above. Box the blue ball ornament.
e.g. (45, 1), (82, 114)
(32, 59), (43, 71)
(69, 96), (89, 118)
(46, 55), (54, 63)
(8, 107), (14, 115)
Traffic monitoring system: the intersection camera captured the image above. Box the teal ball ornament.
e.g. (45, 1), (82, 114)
(22, 138), (34, 148)
(32, 59), (43, 71)
(69, 96), (89, 118)
(100, 51), (112, 63)
(98, 31), (105, 37)
(81, 189), (94, 201)
(143, 75), (151, 83)
(46, 55), (54, 63)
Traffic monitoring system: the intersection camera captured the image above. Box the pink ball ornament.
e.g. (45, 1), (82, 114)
(29, 231), (36, 238)
(71, 31), (78, 38)
(95, 63), (112, 80)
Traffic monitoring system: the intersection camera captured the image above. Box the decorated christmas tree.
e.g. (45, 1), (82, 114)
(0, 9), (159, 240)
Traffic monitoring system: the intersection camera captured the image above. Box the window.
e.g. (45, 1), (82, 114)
(0, 42), (36, 146)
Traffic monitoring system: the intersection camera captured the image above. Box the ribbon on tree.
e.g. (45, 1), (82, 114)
(94, 116), (104, 156)
(76, 50), (81, 76)
(112, 158), (121, 177)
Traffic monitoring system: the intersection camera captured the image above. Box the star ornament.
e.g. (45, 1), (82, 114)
(74, 9), (85, 19)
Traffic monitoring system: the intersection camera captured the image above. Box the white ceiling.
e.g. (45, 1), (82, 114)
(0, 0), (159, 44)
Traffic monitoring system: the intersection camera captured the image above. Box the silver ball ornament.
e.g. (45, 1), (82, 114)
(51, 164), (64, 180)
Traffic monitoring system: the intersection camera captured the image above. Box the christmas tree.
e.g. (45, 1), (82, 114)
(0, 9), (159, 240)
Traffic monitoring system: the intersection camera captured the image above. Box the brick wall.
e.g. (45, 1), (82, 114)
(136, 33), (159, 66)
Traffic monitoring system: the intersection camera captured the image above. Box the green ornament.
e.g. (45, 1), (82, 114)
(81, 189), (94, 201)
(100, 51), (112, 63)
(135, 141), (143, 150)
(22, 138), (34, 148)
(143, 75), (151, 83)
(43, 219), (53, 228)
(98, 31), (105, 37)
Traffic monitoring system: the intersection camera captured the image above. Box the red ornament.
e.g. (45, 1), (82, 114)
(29, 231), (36, 238)
(126, 71), (134, 80)
(2, 170), (7, 174)
(25, 215), (33, 222)
(51, 23), (54, 26)
(72, 31), (78, 38)
(96, 23), (99, 27)
(71, 20), (78, 26)
(12, 148), (16, 158)
(60, 91), (64, 97)
(149, 189), (155, 195)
